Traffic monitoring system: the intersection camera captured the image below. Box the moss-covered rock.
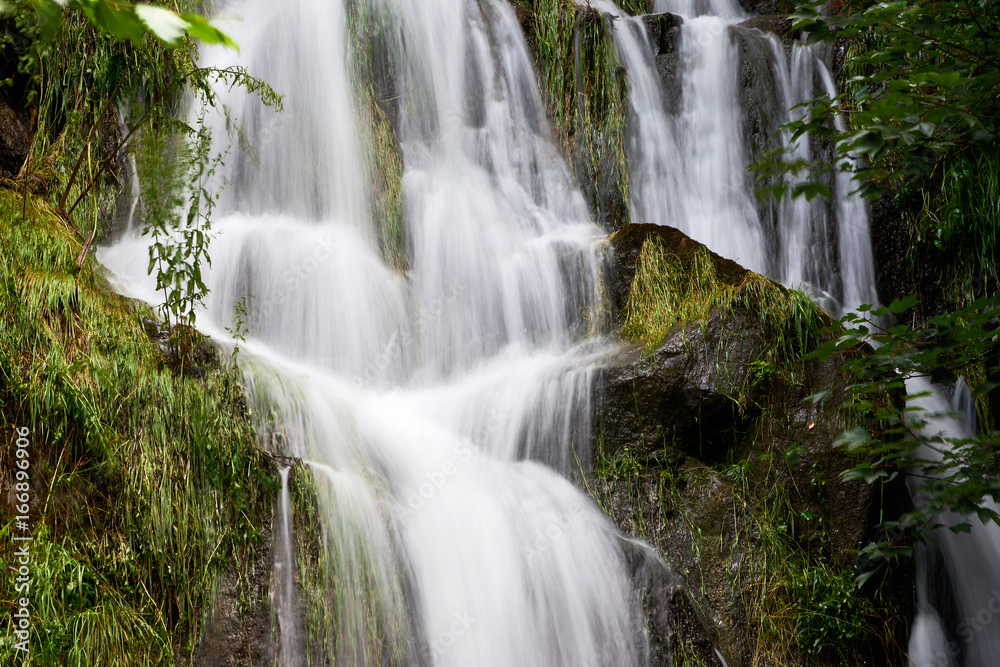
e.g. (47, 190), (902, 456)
(592, 224), (914, 666)
(522, 0), (632, 231)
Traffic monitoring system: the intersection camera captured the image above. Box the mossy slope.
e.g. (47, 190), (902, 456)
(0, 188), (275, 665)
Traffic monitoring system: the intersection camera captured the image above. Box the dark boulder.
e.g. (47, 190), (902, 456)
(594, 223), (914, 665)
(595, 307), (767, 464)
(0, 96), (31, 176)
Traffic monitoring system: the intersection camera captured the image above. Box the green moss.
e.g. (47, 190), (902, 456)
(0, 188), (275, 665)
(534, 0), (631, 229)
(360, 86), (407, 273)
(622, 235), (824, 400)
(346, 1), (408, 272)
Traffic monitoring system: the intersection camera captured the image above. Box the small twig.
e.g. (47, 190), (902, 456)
(40, 440), (69, 520)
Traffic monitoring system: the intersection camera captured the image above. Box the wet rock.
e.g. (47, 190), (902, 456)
(595, 307), (766, 464)
(621, 537), (725, 666)
(605, 223), (749, 319)
(643, 13), (683, 112)
(870, 187), (915, 308)
(595, 224), (915, 664)
(736, 0), (796, 15)
(0, 21), (32, 177)
(0, 95), (31, 176)
(737, 13), (795, 39)
(642, 12), (683, 55)
(619, 0), (657, 15)
(141, 317), (221, 378)
(193, 519), (276, 666)
(602, 461), (750, 665)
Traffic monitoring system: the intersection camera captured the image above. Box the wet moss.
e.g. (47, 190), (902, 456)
(533, 0), (631, 231)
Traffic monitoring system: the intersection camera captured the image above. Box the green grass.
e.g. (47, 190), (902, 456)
(534, 0), (631, 228)
(721, 458), (887, 666)
(592, 449), (897, 666)
(621, 234), (824, 405)
(0, 188), (275, 665)
(912, 147), (1000, 306)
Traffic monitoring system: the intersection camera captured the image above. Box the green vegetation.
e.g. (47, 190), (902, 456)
(909, 147), (1000, 306)
(780, 0), (1000, 308)
(346, 1), (408, 271)
(621, 234), (823, 405)
(592, 447), (903, 666)
(5, 0), (279, 312)
(0, 189), (276, 664)
(12, 0), (235, 49)
(790, 0), (999, 193)
(809, 296), (1000, 574)
(720, 457), (888, 665)
(782, 0), (1000, 571)
(530, 0), (631, 228)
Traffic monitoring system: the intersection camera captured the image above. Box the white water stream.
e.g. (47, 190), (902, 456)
(102, 0), (643, 664)
(906, 379), (1000, 667)
(583, 0), (876, 313)
(95, 0), (995, 664)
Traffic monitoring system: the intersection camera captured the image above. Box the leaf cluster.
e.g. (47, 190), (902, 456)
(808, 295), (1000, 575)
(7, 0), (236, 48)
(788, 0), (1000, 195)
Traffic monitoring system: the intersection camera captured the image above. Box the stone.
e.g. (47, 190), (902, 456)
(0, 95), (31, 176)
(594, 223), (915, 664)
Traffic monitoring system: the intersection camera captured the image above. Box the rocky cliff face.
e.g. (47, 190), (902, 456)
(590, 224), (914, 665)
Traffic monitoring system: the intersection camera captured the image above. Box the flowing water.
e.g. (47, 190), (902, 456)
(906, 379), (1000, 667)
(583, 0), (876, 313)
(102, 0), (644, 664)
(96, 0), (994, 664)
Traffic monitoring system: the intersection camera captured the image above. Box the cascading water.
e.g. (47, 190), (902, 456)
(101, 0), (648, 664)
(273, 467), (303, 665)
(586, 0), (877, 313)
(582, 0), (769, 275)
(905, 379), (1000, 667)
(579, 2), (999, 666)
(93, 0), (996, 663)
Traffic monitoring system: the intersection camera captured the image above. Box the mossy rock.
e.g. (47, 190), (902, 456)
(592, 224), (913, 665)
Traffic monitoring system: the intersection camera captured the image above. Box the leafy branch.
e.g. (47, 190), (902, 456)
(785, 0), (1000, 195)
(807, 295), (1000, 579)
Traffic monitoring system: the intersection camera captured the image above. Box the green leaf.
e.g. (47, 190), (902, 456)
(135, 4), (189, 46)
(834, 426), (869, 451)
(792, 182), (832, 201)
(181, 13), (239, 50)
(86, 0), (148, 44)
(807, 388), (832, 404)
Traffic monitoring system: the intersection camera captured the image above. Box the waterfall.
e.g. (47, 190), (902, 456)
(100, 0), (646, 664)
(93, 0), (993, 663)
(274, 466), (304, 665)
(586, 0), (877, 314)
(906, 378), (1000, 667)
